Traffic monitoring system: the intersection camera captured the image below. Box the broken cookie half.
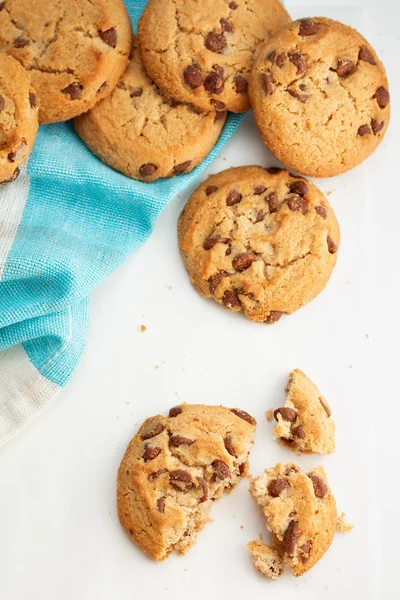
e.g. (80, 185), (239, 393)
(271, 369), (335, 454)
(117, 404), (256, 560)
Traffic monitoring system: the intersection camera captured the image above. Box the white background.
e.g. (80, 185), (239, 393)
(0, 1), (398, 598)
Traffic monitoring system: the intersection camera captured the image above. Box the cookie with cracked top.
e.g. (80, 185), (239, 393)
(250, 462), (337, 576)
(249, 17), (390, 177)
(138, 0), (290, 113)
(74, 37), (226, 181)
(0, 53), (38, 184)
(178, 166), (340, 324)
(117, 403), (256, 561)
(0, 0), (132, 123)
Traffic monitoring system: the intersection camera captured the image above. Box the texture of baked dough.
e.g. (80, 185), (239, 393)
(250, 462), (337, 576)
(272, 369), (335, 454)
(249, 17), (390, 177)
(75, 37), (226, 181)
(0, 53), (38, 184)
(138, 0), (291, 113)
(178, 166), (340, 324)
(118, 404), (256, 561)
(248, 540), (284, 581)
(0, 0), (132, 123)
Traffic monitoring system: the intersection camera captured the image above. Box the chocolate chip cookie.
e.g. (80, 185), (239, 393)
(138, 0), (290, 113)
(178, 166), (340, 324)
(249, 17), (390, 177)
(118, 404), (256, 561)
(0, 0), (132, 123)
(272, 369), (335, 454)
(0, 53), (38, 184)
(75, 37), (226, 181)
(248, 540), (284, 581)
(250, 463), (337, 576)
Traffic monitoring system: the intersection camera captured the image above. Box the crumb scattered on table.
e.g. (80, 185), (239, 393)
(141, 325), (147, 332)
(266, 409), (274, 422)
(336, 512), (354, 533)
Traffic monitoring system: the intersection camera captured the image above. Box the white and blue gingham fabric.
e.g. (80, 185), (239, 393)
(0, 0), (244, 445)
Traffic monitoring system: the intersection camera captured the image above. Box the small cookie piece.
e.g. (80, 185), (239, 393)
(272, 369), (335, 454)
(0, 53), (38, 184)
(138, 0), (290, 113)
(336, 512), (354, 533)
(249, 17), (390, 176)
(0, 0), (132, 123)
(178, 166), (340, 324)
(118, 404), (256, 561)
(75, 37), (226, 181)
(250, 463), (337, 576)
(248, 540), (284, 581)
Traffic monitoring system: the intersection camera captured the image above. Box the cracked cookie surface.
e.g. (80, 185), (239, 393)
(138, 0), (290, 113)
(74, 36), (226, 181)
(0, 53), (38, 184)
(250, 462), (337, 576)
(178, 166), (340, 324)
(0, 0), (132, 123)
(249, 17), (390, 177)
(272, 369), (335, 454)
(117, 403), (256, 561)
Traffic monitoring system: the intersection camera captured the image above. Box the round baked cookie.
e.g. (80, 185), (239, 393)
(178, 166), (340, 324)
(0, 53), (39, 185)
(249, 17), (390, 177)
(74, 37), (227, 181)
(0, 0), (132, 123)
(250, 463), (337, 576)
(138, 0), (291, 114)
(117, 404), (256, 561)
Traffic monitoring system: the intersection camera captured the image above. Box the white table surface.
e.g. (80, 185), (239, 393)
(1, 1), (399, 598)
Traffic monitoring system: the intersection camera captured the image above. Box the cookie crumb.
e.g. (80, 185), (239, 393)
(266, 409), (274, 422)
(141, 325), (147, 332)
(366, 334), (369, 338)
(336, 512), (354, 533)
(248, 540), (284, 581)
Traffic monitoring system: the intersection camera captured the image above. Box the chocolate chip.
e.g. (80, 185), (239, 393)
(288, 89), (309, 102)
(299, 84), (307, 91)
(170, 469), (193, 491)
(298, 541), (312, 563)
(267, 167), (282, 174)
(213, 64), (224, 77)
(62, 82), (83, 99)
(0, 167), (20, 185)
(196, 477), (208, 502)
(274, 407), (297, 422)
(209, 271), (228, 294)
(274, 52), (286, 69)
(204, 71), (224, 94)
(289, 52), (307, 75)
(358, 124), (372, 136)
(373, 86), (390, 108)
(206, 185), (219, 196)
(265, 191), (279, 213)
(7, 151), (16, 162)
(211, 99), (225, 110)
(261, 72), (273, 96)
(149, 469), (168, 480)
(173, 161), (191, 174)
(319, 398), (331, 417)
(98, 82), (108, 94)
(234, 74), (248, 94)
(99, 27), (117, 48)
(230, 408), (256, 425)
(287, 196), (308, 214)
(29, 92), (38, 108)
(169, 406), (183, 417)
(254, 185), (267, 195)
(284, 520), (298, 555)
(157, 497), (165, 513)
(359, 45), (376, 65)
(229, 1), (238, 8)
(0, 2), (5, 11)
(290, 180), (309, 196)
(327, 235), (338, 254)
(315, 206), (327, 219)
(308, 474), (328, 498)
(203, 235), (230, 250)
(226, 189), (242, 206)
(223, 290), (241, 309)
(224, 435), (237, 457)
(13, 36), (30, 48)
(225, 247), (231, 256)
(139, 163), (158, 178)
(255, 209), (264, 223)
(220, 18), (232, 33)
(205, 32), (227, 53)
(184, 64), (203, 88)
(298, 19), (319, 36)
(267, 50), (276, 64)
(265, 311), (283, 324)
(212, 460), (230, 480)
(371, 118), (384, 135)
(142, 445), (162, 462)
(232, 252), (257, 272)
(169, 435), (195, 447)
(336, 58), (356, 78)
(141, 422), (165, 440)
(268, 478), (290, 497)
(292, 425), (305, 439)
(239, 463), (246, 475)
(130, 87), (143, 97)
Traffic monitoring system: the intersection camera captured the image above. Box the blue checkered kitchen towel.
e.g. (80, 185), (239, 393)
(0, 0), (244, 445)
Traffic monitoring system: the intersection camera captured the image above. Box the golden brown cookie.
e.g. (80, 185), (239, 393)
(272, 369), (335, 454)
(249, 17), (390, 177)
(250, 462), (337, 576)
(118, 404), (256, 561)
(248, 540), (284, 581)
(0, 53), (38, 184)
(74, 37), (226, 181)
(0, 0), (132, 123)
(178, 166), (340, 324)
(138, 0), (291, 114)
